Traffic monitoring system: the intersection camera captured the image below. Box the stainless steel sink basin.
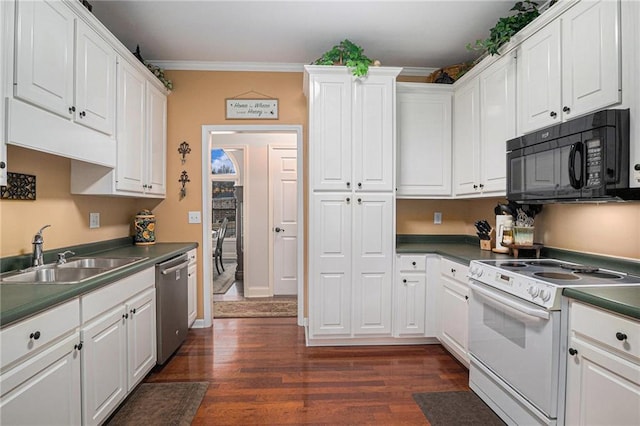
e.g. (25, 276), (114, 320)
(0, 256), (147, 284)
(58, 257), (145, 269)
(1, 267), (105, 283)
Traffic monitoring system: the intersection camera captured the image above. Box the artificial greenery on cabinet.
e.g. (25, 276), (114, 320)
(313, 39), (373, 77)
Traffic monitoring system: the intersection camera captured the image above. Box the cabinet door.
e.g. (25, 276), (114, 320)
(309, 73), (352, 191)
(565, 337), (640, 426)
(352, 193), (393, 335)
(309, 193), (352, 336)
(81, 305), (127, 426)
(74, 20), (115, 135)
(0, 333), (81, 426)
(116, 58), (146, 193)
(126, 288), (156, 391)
(440, 276), (469, 365)
(15, 0), (74, 119)
(479, 54), (516, 195)
(518, 19), (562, 133)
(396, 86), (452, 197)
(395, 273), (426, 336)
(188, 262), (197, 327)
(0, 1), (8, 186)
(353, 75), (394, 192)
(561, 0), (621, 119)
(145, 82), (167, 196)
(453, 77), (481, 195)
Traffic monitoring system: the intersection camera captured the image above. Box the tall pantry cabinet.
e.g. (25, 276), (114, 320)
(304, 65), (401, 343)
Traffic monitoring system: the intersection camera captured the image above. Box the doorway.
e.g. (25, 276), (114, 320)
(201, 125), (304, 327)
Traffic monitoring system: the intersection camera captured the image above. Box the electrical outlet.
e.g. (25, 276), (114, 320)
(434, 212), (442, 224)
(89, 212), (100, 229)
(188, 211), (201, 224)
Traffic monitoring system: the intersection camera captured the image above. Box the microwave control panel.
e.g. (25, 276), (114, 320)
(585, 139), (602, 187)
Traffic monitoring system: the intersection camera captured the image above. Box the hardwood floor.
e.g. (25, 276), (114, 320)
(146, 318), (470, 424)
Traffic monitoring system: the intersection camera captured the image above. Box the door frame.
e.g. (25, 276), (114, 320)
(201, 124), (304, 327)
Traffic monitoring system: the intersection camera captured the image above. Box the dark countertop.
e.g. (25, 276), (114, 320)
(397, 235), (640, 319)
(564, 287), (640, 320)
(1, 241), (198, 328)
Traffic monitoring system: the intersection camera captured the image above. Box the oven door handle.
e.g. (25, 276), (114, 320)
(469, 282), (550, 320)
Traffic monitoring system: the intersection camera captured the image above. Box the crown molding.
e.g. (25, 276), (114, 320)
(151, 60), (436, 77)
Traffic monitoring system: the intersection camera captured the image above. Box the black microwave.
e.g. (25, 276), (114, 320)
(507, 109), (639, 203)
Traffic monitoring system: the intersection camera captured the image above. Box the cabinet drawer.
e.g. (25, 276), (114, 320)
(81, 267), (154, 323)
(398, 255), (426, 272)
(440, 258), (469, 282)
(187, 248), (197, 265)
(0, 299), (80, 371)
(570, 301), (640, 362)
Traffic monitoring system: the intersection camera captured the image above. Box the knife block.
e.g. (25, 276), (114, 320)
(479, 229), (495, 251)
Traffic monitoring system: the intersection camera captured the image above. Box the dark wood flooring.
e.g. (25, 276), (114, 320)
(146, 318), (470, 424)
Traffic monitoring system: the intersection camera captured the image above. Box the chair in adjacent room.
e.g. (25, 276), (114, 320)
(213, 217), (228, 274)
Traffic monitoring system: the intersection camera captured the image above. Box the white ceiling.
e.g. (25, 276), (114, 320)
(91, 0), (516, 74)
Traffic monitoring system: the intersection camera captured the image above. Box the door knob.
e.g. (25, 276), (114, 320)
(274, 227), (284, 233)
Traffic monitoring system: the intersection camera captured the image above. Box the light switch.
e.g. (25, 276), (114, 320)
(434, 212), (442, 224)
(188, 211), (201, 224)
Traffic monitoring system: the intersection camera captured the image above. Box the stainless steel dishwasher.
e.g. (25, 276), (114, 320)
(155, 253), (190, 364)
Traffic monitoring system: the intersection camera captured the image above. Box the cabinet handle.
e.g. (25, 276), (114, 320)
(123, 313), (129, 319)
(616, 332), (627, 341)
(451, 268), (456, 274)
(29, 331), (41, 340)
(568, 347), (578, 356)
(357, 198), (362, 204)
(346, 197), (350, 203)
(402, 279), (407, 283)
(473, 184), (478, 189)
(412, 261), (416, 266)
(357, 182), (362, 188)
(148, 185), (153, 189)
(479, 183), (484, 189)
(74, 342), (83, 351)
(464, 295), (469, 300)
(0, 161), (6, 169)
(79, 111), (86, 118)
(68, 106), (76, 114)
(130, 308), (137, 315)
(346, 182), (351, 188)
(562, 106), (571, 114)
(550, 111), (557, 118)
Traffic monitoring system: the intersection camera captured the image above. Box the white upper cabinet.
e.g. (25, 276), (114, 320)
(145, 82), (168, 197)
(454, 53), (515, 197)
(396, 83), (453, 197)
(306, 66), (400, 193)
(14, 0), (75, 119)
(519, 0), (621, 134)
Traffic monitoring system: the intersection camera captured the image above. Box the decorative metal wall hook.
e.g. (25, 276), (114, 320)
(178, 141), (191, 164)
(178, 170), (190, 200)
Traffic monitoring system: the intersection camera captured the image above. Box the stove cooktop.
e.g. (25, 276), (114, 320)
(469, 258), (640, 310)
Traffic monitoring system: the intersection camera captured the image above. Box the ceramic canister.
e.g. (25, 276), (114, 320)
(134, 209), (156, 245)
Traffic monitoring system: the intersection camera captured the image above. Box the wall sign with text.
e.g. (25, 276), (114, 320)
(226, 99), (279, 120)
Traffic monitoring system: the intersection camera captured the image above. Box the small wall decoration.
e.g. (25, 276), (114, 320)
(226, 90), (278, 119)
(179, 170), (190, 200)
(0, 172), (36, 200)
(178, 141), (191, 164)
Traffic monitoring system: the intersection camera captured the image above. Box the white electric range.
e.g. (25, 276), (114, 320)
(466, 258), (640, 426)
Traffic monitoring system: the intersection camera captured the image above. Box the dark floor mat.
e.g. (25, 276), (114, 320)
(413, 391), (506, 426)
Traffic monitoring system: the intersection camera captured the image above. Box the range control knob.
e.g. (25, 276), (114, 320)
(476, 268), (483, 278)
(527, 286), (540, 298)
(539, 289), (551, 302)
(469, 266), (477, 276)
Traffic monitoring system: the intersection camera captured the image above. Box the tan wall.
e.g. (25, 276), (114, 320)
(0, 145), (151, 257)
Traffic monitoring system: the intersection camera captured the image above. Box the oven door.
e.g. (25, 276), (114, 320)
(468, 281), (561, 418)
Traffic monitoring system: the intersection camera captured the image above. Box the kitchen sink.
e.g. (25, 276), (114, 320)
(58, 257), (146, 269)
(0, 256), (147, 284)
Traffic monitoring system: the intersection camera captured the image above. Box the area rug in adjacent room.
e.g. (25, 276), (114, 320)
(213, 262), (236, 294)
(413, 391), (506, 426)
(214, 296), (297, 318)
(106, 382), (208, 426)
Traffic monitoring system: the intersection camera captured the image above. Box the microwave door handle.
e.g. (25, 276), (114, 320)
(568, 142), (584, 189)
(469, 282), (550, 320)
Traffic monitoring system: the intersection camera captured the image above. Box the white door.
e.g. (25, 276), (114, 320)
(270, 146), (298, 295)
(126, 288), (156, 391)
(145, 82), (167, 196)
(453, 77), (481, 195)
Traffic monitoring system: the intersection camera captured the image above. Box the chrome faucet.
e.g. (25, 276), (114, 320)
(32, 225), (51, 267)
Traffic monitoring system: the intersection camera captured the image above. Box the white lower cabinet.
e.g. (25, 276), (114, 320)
(394, 255), (427, 337)
(438, 258), (470, 367)
(565, 300), (640, 425)
(80, 267), (156, 425)
(187, 248), (198, 327)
